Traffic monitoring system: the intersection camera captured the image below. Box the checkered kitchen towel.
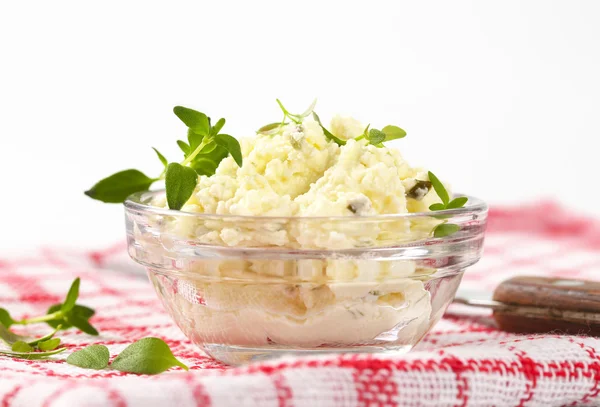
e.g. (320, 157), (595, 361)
(2, 202), (600, 407)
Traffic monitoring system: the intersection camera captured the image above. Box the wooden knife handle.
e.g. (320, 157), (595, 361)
(492, 276), (600, 335)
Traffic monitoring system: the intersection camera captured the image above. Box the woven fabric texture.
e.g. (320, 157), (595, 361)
(1, 202), (600, 407)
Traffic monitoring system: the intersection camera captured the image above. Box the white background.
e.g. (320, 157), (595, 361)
(1, 0), (599, 249)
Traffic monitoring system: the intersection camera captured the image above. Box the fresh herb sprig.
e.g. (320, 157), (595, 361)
(4, 325), (64, 353)
(0, 279), (86, 358)
(0, 347), (67, 360)
(257, 99), (407, 148)
(355, 124), (406, 147)
(1, 336), (187, 373)
(66, 338), (188, 374)
(427, 171), (468, 238)
(1, 332), (187, 373)
(312, 111), (346, 146)
(256, 99), (316, 136)
(1, 279), (188, 374)
(0, 278), (98, 335)
(85, 106), (243, 210)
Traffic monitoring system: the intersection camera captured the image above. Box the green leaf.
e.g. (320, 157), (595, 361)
(46, 304), (94, 330)
(197, 145), (228, 173)
(173, 106), (210, 135)
(11, 341), (32, 352)
(210, 145), (230, 163)
(67, 314), (99, 336)
(0, 308), (15, 328)
(177, 140), (190, 156)
(0, 347), (66, 360)
(429, 203), (446, 211)
(297, 98), (317, 118)
(61, 277), (80, 313)
(215, 134), (243, 167)
(85, 169), (156, 204)
(382, 125), (407, 141)
(211, 118), (226, 136)
(190, 157), (218, 176)
(48, 303), (97, 336)
(111, 337), (188, 374)
(312, 112), (346, 146)
(45, 304), (67, 329)
(276, 99), (293, 118)
(187, 129), (204, 151)
(368, 129), (386, 145)
(165, 163), (198, 210)
(433, 223), (461, 238)
(28, 325), (61, 347)
(66, 345), (110, 370)
(0, 323), (26, 345)
(38, 338), (61, 351)
(152, 147), (168, 169)
(427, 171), (449, 206)
(72, 305), (95, 319)
(447, 196), (468, 209)
(200, 141), (217, 155)
(256, 122), (285, 135)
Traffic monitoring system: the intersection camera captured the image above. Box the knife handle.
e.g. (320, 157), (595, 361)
(492, 276), (600, 335)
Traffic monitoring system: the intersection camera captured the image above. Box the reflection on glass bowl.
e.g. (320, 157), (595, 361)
(125, 191), (487, 365)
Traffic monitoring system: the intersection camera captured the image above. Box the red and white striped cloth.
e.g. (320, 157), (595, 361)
(2, 202), (600, 407)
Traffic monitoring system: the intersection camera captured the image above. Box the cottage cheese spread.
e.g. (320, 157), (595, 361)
(153, 114), (447, 348)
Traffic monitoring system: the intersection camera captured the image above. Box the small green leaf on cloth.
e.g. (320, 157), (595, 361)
(38, 338), (61, 351)
(0, 308), (16, 328)
(0, 323), (26, 345)
(0, 347), (66, 360)
(66, 345), (110, 370)
(45, 304), (95, 330)
(111, 337), (188, 374)
(28, 325), (61, 347)
(66, 314), (99, 336)
(11, 341), (32, 352)
(61, 277), (80, 313)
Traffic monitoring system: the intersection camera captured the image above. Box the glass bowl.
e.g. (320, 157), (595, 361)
(125, 191), (487, 365)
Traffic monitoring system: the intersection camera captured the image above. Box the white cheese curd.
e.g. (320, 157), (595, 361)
(291, 139), (415, 249)
(153, 113), (449, 348)
(329, 115), (365, 141)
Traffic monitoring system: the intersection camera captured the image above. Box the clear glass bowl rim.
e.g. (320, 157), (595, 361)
(124, 190), (488, 221)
